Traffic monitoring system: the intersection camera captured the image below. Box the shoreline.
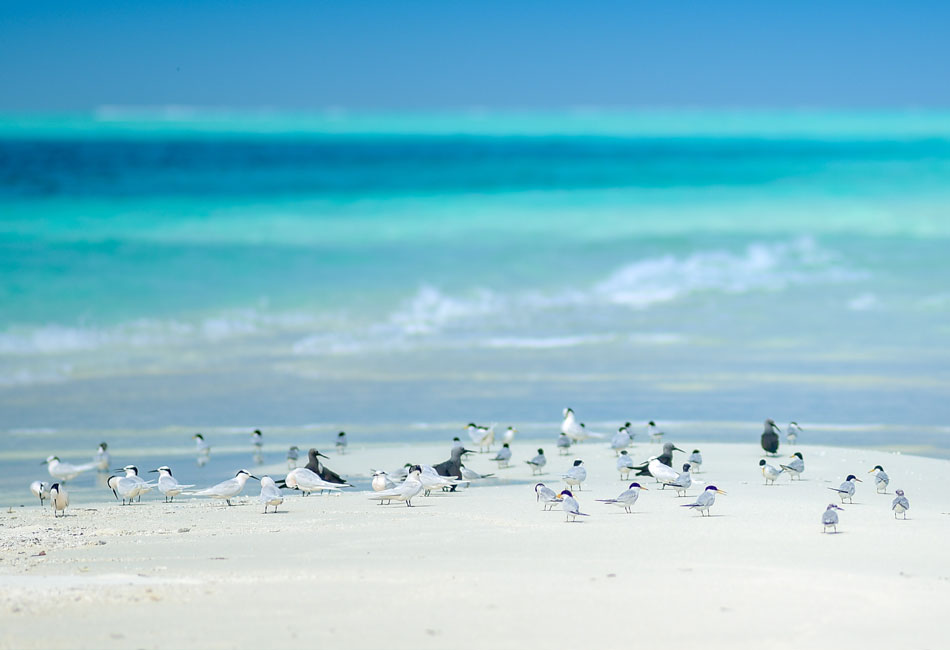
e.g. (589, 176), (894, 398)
(2, 440), (949, 649)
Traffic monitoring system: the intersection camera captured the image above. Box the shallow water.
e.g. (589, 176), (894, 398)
(2, 110), (949, 484)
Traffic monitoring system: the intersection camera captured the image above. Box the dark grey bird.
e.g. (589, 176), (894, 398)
(432, 445), (474, 481)
(633, 442), (682, 476)
(761, 418), (781, 455)
(304, 448), (347, 484)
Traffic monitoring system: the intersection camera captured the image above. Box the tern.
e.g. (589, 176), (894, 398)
(787, 421), (802, 445)
(491, 443), (512, 468)
(466, 423), (496, 452)
(760, 419), (781, 455)
(647, 420), (664, 444)
(193, 433), (211, 456)
(303, 448), (348, 484)
(251, 429), (263, 449)
(192, 469), (259, 506)
(49, 483), (68, 517)
(433, 446), (474, 485)
(561, 459), (587, 490)
(30, 480), (50, 506)
(828, 474), (862, 504)
(535, 483), (560, 510)
(681, 485), (726, 516)
(822, 504), (844, 533)
(780, 452), (805, 480)
(368, 465), (423, 506)
(42, 456), (96, 482)
(501, 427), (517, 445)
(648, 455), (681, 488)
(110, 466), (154, 503)
(372, 470), (396, 493)
(284, 467), (350, 496)
(287, 445), (300, 469)
(94, 442), (111, 472)
(868, 465), (889, 493)
(148, 466), (194, 502)
(556, 433), (572, 455)
(596, 482), (647, 513)
(561, 408), (604, 442)
(460, 466), (494, 481)
(665, 463), (693, 497)
(419, 465), (460, 495)
(687, 449), (703, 472)
(891, 489), (909, 519)
(610, 426), (633, 455)
(759, 459), (784, 485)
(525, 448), (547, 475)
(617, 450), (635, 480)
(557, 490), (589, 522)
(336, 431), (348, 454)
(259, 476), (284, 513)
(632, 442), (682, 477)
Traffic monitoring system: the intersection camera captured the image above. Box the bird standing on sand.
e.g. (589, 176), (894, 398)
(617, 450), (635, 480)
(192, 469), (258, 506)
(780, 452), (805, 480)
(432, 446), (473, 486)
(761, 419), (781, 455)
(665, 463), (693, 497)
(284, 467), (350, 495)
(561, 408), (604, 442)
(891, 489), (909, 519)
(30, 480), (50, 506)
(681, 485), (726, 516)
(556, 433), (572, 455)
(828, 474), (862, 504)
(786, 422), (802, 445)
(372, 470), (396, 492)
(869, 465), (889, 493)
(368, 466), (423, 507)
(305, 448), (348, 484)
(759, 459), (784, 485)
(822, 504), (844, 533)
(501, 427), (517, 445)
(287, 446), (300, 469)
(149, 466), (194, 503)
(647, 420), (664, 444)
(466, 423), (496, 452)
(115, 465), (153, 501)
(491, 443), (512, 468)
(610, 426), (633, 455)
(535, 483), (560, 510)
(562, 459), (587, 490)
(557, 490), (589, 522)
(108, 474), (146, 505)
(596, 482), (647, 513)
(49, 483), (68, 517)
(525, 448), (547, 475)
(336, 431), (348, 454)
(94, 443), (111, 472)
(633, 442), (682, 477)
(259, 476), (284, 513)
(687, 449), (703, 472)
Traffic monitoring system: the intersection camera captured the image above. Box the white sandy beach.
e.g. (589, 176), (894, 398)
(1, 440), (948, 649)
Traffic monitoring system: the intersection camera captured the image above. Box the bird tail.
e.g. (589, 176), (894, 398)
(826, 487), (846, 494)
(574, 511), (590, 516)
(680, 503), (698, 508)
(779, 465), (793, 472)
(595, 499), (617, 504)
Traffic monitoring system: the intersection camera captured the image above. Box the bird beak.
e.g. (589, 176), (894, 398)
(640, 486), (649, 490)
(716, 489), (727, 494)
(462, 449), (474, 454)
(317, 452), (328, 459)
(854, 478), (863, 482)
(148, 469), (158, 473)
(867, 469), (875, 473)
(250, 475), (261, 481)
(672, 446), (683, 452)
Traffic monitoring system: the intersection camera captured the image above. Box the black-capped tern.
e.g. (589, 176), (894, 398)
(759, 459), (784, 485)
(828, 474), (862, 504)
(687, 449), (703, 472)
(284, 467), (351, 495)
(525, 448), (547, 475)
(868, 465), (889, 493)
(665, 463), (693, 497)
(491, 443), (512, 468)
(466, 423), (496, 452)
(617, 450), (635, 480)
(561, 408), (604, 442)
(534, 483), (560, 510)
(287, 445), (300, 469)
(681, 485), (726, 516)
(561, 459), (587, 490)
(336, 431), (348, 454)
(501, 426), (517, 445)
(786, 421), (802, 445)
(647, 420), (664, 444)
(148, 466), (194, 503)
(780, 452), (804, 480)
(610, 426), (633, 455)
(94, 442), (110, 472)
(191, 469), (259, 506)
(42, 456), (96, 482)
(251, 429), (263, 449)
(596, 482), (647, 513)
(557, 489), (589, 522)
(49, 483), (68, 517)
(368, 465), (423, 506)
(556, 432), (572, 455)
(29, 480), (50, 506)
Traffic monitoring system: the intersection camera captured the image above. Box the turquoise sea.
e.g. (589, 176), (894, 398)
(2, 109), (950, 502)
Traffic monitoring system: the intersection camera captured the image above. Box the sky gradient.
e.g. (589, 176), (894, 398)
(2, 1), (949, 110)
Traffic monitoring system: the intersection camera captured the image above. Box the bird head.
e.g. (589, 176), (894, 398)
(827, 503), (844, 511)
(235, 469), (260, 480)
(895, 489), (905, 496)
(705, 485), (727, 494)
(43, 455), (58, 465)
(572, 459), (583, 467)
(869, 465), (884, 473)
(537, 448), (544, 455)
(98, 442), (108, 451)
(791, 452), (803, 459)
(193, 433), (204, 440)
(845, 474), (862, 482)
(619, 450), (628, 456)
(309, 448), (328, 459)
(759, 459), (767, 467)
(628, 482), (647, 490)
(558, 490), (573, 499)
(682, 463), (691, 472)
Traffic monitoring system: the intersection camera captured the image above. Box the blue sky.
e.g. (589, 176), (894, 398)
(2, 1), (949, 111)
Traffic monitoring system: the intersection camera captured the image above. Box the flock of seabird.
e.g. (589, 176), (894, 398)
(29, 409), (912, 529)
